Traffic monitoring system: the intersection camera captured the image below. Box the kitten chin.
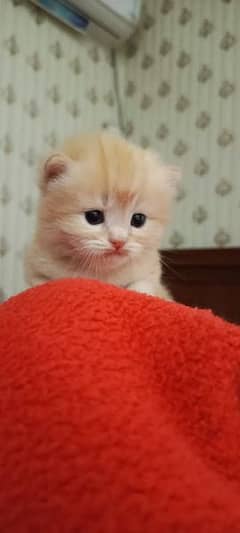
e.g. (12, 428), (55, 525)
(25, 131), (180, 299)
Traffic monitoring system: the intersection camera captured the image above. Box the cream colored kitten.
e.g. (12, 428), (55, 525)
(24, 132), (179, 298)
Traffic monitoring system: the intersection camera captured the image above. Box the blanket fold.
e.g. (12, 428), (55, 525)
(0, 279), (240, 532)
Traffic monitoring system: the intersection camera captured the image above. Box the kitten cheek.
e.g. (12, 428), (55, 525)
(125, 241), (143, 255)
(57, 216), (84, 237)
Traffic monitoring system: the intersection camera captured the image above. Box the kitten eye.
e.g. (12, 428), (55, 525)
(131, 213), (146, 228)
(85, 210), (104, 225)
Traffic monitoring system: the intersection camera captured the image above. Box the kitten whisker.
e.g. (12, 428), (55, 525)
(160, 256), (185, 281)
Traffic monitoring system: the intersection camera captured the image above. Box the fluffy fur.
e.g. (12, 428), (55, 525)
(24, 132), (179, 298)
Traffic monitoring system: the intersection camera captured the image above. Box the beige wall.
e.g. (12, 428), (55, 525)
(0, 0), (239, 299)
(117, 0), (239, 250)
(0, 0), (118, 299)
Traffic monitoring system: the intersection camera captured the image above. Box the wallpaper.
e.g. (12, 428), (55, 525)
(0, 0), (118, 300)
(0, 0), (239, 300)
(118, 0), (239, 250)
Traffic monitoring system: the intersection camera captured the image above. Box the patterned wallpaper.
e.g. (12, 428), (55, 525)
(0, 0), (239, 300)
(0, 0), (118, 300)
(117, 0), (239, 250)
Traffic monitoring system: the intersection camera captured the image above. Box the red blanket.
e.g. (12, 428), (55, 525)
(0, 279), (240, 532)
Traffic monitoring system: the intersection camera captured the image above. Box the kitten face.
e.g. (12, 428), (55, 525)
(37, 133), (179, 275)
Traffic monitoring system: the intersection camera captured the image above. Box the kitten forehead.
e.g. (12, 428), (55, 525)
(43, 132), (178, 222)
(116, 190), (136, 206)
(59, 134), (145, 197)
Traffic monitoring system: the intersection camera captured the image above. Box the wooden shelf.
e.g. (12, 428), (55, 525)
(161, 248), (240, 324)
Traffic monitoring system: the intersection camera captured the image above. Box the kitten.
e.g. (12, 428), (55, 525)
(24, 131), (180, 298)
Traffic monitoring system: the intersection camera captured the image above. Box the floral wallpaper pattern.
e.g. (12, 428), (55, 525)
(118, 0), (239, 251)
(0, 0), (239, 300)
(0, 0), (118, 299)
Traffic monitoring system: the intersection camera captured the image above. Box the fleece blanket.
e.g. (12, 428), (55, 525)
(0, 279), (240, 533)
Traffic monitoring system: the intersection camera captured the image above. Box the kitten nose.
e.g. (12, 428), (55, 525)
(111, 240), (125, 250)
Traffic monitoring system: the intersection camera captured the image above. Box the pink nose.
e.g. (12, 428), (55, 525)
(111, 240), (125, 250)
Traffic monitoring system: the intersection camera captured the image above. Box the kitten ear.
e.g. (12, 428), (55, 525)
(39, 152), (69, 192)
(146, 150), (182, 197)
